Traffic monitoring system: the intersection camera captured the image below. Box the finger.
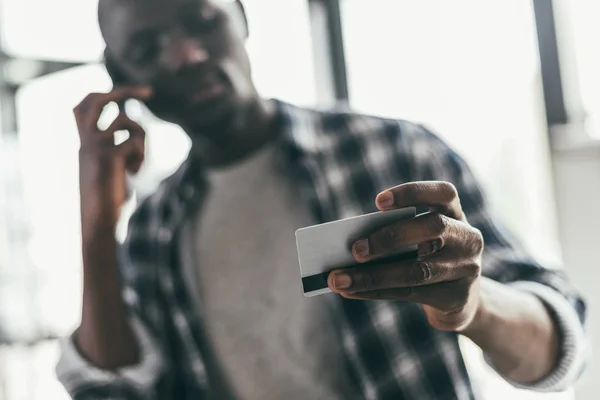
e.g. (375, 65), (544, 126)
(117, 99), (127, 114)
(74, 87), (152, 131)
(88, 88), (152, 127)
(351, 212), (454, 262)
(82, 114), (145, 147)
(327, 258), (476, 293)
(112, 116), (146, 173)
(376, 181), (463, 220)
(418, 225), (484, 260)
(105, 113), (145, 136)
(113, 116), (145, 149)
(75, 87), (151, 119)
(339, 278), (472, 311)
(116, 133), (146, 174)
(342, 287), (414, 301)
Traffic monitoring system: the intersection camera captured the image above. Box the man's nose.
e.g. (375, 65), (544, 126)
(165, 37), (209, 71)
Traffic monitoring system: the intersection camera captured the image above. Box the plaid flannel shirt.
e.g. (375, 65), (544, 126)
(57, 101), (587, 400)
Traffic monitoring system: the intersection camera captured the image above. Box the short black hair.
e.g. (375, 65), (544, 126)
(97, 0), (245, 34)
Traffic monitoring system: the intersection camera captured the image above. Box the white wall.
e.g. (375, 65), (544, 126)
(553, 148), (600, 400)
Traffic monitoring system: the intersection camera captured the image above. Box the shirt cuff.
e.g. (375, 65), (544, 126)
(56, 315), (164, 396)
(485, 281), (587, 392)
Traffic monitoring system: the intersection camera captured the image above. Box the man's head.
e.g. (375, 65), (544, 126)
(99, 0), (256, 132)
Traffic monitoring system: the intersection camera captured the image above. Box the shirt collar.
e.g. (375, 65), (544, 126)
(158, 100), (322, 226)
(275, 100), (322, 154)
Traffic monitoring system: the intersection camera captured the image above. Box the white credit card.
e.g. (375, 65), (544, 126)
(296, 207), (417, 297)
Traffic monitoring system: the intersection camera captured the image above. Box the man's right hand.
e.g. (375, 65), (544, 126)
(74, 87), (152, 238)
(72, 87), (151, 369)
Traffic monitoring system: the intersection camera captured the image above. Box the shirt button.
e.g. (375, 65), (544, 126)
(123, 287), (138, 306)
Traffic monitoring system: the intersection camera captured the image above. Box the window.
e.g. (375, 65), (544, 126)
(0, 0), (104, 62)
(341, 2), (568, 398)
(244, 0), (317, 106)
(0, 0), (317, 104)
(341, 0), (562, 268)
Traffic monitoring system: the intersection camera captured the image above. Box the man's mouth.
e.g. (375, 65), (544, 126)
(147, 73), (234, 125)
(187, 81), (226, 104)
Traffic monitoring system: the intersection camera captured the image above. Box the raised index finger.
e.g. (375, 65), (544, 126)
(376, 181), (463, 220)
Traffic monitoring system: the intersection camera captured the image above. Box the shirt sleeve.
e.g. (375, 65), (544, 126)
(487, 282), (588, 392)
(55, 314), (165, 400)
(414, 125), (588, 391)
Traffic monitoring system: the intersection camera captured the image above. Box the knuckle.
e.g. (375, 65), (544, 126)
(427, 213), (449, 236)
(358, 270), (379, 290)
(75, 93), (101, 113)
(471, 228), (484, 254)
(82, 92), (100, 105)
(73, 104), (83, 117)
(108, 114), (127, 129)
(443, 182), (459, 200)
(409, 262), (431, 285)
(405, 182), (424, 199)
(113, 113), (127, 123)
(128, 130), (145, 143)
(464, 262), (481, 278)
(438, 182), (460, 211)
(376, 225), (402, 249)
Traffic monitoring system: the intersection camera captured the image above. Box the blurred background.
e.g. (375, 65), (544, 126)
(0, 0), (597, 399)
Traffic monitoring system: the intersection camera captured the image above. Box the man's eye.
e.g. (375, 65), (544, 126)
(184, 10), (221, 34)
(133, 43), (160, 63)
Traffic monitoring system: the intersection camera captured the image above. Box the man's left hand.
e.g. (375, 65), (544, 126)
(327, 181), (484, 332)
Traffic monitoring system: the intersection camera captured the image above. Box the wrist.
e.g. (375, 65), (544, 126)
(459, 278), (492, 338)
(82, 220), (117, 243)
(82, 216), (118, 237)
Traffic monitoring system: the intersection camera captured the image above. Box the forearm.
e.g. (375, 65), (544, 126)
(461, 277), (560, 384)
(76, 229), (140, 369)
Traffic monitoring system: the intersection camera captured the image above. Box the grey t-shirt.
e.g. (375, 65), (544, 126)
(183, 143), (356, 400)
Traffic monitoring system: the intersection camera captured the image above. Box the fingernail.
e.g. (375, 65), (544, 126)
(353, 239), (370, 259)
(377, 191), (394, 208)
(333, 272), (353, 290)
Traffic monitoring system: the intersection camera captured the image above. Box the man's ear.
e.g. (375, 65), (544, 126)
(104, 50), (130, 87)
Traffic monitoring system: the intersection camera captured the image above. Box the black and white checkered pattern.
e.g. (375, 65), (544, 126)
(58, 101), (586, 399)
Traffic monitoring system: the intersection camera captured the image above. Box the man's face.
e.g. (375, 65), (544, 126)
(100, 0), (254, 129)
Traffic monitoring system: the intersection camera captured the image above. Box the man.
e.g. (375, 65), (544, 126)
(57, 0), (587, 399)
